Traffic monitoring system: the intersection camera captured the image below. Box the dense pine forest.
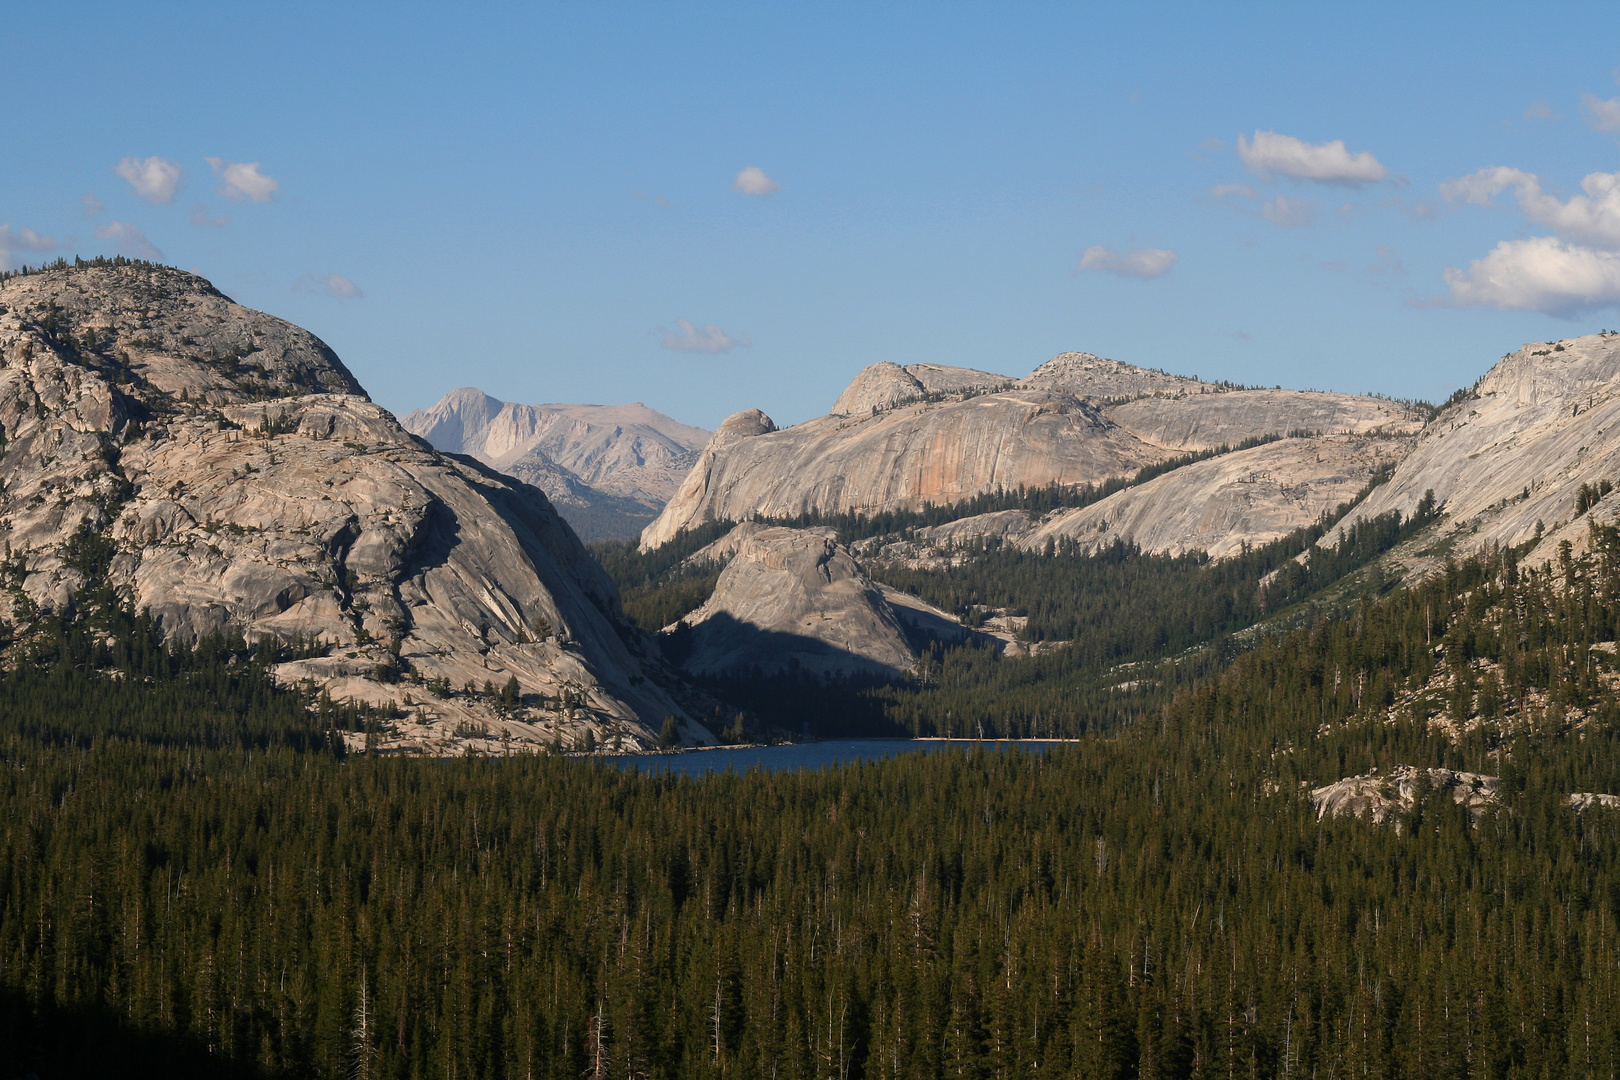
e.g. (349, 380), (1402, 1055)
(4, 500), (1620, 1075)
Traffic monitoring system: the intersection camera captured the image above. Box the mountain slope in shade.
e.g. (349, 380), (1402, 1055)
(0, 263), (705, 753)
(403, 388), (710, 541)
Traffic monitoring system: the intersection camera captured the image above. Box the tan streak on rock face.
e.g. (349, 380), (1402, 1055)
(1326, 334), (1620, 563)
(0, 264), (700, 753)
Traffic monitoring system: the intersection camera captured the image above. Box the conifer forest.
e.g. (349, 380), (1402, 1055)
(5, 504), (1620, 1078)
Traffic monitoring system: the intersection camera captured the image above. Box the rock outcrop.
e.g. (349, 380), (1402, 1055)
(1327, 334), (1620, 561)
(641, 352), (1426, 550)
(0, 263), (701, 753)
(671, 525), (936, 679)
(403, 388), (709, 540)
(1309, 766), (1500, 825)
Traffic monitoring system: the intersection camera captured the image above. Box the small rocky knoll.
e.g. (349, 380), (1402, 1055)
(404, 388), (709, 541)
(831, 361), (1012, 415)
(1309, 766), (1500, 826)
(0, 263), (700, 753)
(1014, 351), (1214, 399)
(1327, 333), (1620, 562)
(670, 525), (962, 679)
(642, 352), (1429, 551)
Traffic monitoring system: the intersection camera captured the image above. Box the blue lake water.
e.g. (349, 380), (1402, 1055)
(614, 739), (1054, 777)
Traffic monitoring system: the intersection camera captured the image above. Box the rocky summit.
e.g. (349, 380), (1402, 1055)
(0, 262), (700, 753)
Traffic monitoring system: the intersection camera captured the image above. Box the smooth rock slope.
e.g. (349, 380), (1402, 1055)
(1328, 333), (1620, 561)
(0, 263), (699, 752)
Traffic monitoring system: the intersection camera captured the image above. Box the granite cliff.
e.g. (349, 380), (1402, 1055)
(0, 262), (701, 753)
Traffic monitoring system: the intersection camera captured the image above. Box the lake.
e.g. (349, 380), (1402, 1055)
(614, 738), (1055, 776)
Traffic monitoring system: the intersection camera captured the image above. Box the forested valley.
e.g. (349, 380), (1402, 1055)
(5, 497), (1620, 1076)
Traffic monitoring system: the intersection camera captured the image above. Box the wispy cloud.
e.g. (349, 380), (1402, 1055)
(294, 273), (363, 299)
(1524, 101), (1561, 121)
(1210, 183), (1258, 202)
(732, 166), (778, 197)
(1442, 167), (1620, 250)
(94, 221), (162, 259)
(660, 318), (750, 353)
(1237, 130), (1388, 186)
(206, 158), (279, 202)
(1582, 94), (1620, 134)
(0, 224), (58, 269)
(81, 191), (104, 218)
(1075, 245), (1178, 279)
(191, 204), (228, 227)
(115, 156), (182, 203)
(632, 191), (674, 208)
(1260, 195), (1314, 229)
(1368, 244), (1406, 278)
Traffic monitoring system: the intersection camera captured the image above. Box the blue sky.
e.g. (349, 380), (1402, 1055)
(5, 3), (1620, 429)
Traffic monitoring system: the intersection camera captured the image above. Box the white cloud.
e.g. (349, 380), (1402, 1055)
(1236, 130), (1388, 186)
(0, 224), (58, 269)
(206, 157), (279, 202)
(94, 221), (162, 260)
(115, 156), (182, 203)
(732, 166), (778, 197)
(1261, 195), (1314, 229)
(1442, 167), (1620, 250)
(1075, 245), (1178, 279)
(81, 191), (104, 218)
(294, 273), (364, 299)
(191, 204), (228, 227)
(1524, 101), (1560, 121)
(660, 318), (750, 353)
(1582, 94), (1620, 134)
(1443, 236), (1620, 316)
(1210, 183), (1257, 201)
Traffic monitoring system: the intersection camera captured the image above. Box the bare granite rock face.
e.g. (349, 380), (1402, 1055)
(1106, 390), (1423, 451)
(642, 351), (1429, 551)
(1326, 333), (1620, 563)
(1018, 435), (1408, 559)
(1309, 766), (1500, 825)
(0, 263), (701, 753)
(672, 525), (927, 679)
(1568, 792), (1620, 812)
(403, 388), (709, 541)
